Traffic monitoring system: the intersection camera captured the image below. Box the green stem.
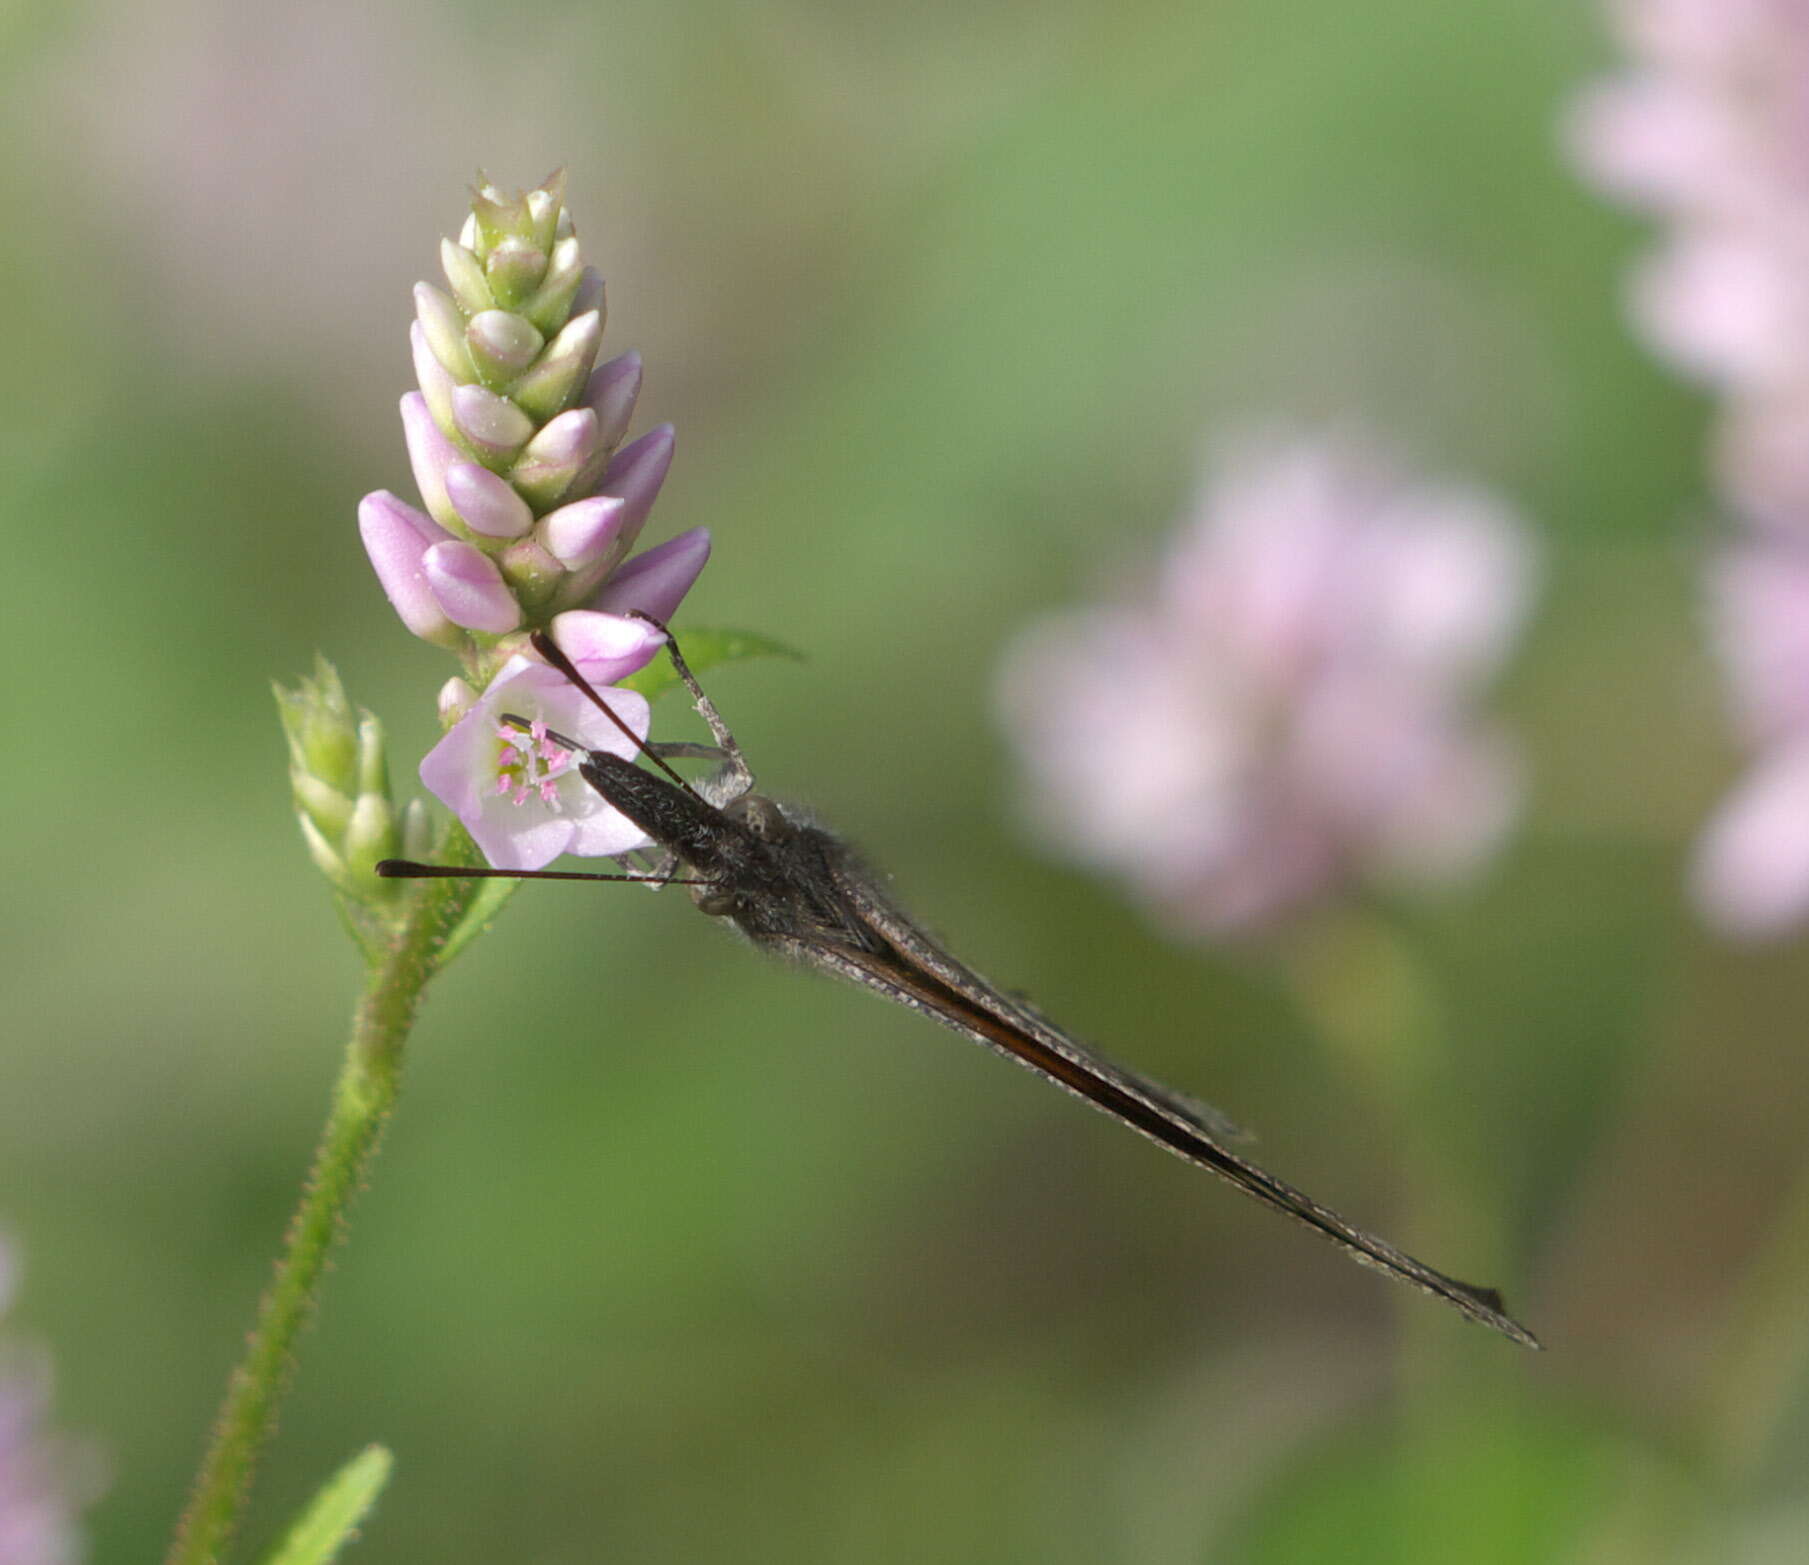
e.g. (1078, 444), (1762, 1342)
(1282, 908), (1514, 1381)
(1700, 1149), (1809, 1488)
(165, 826), (484, 1565)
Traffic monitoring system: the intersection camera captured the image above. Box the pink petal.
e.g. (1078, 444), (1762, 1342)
(471, 809), (577, 872)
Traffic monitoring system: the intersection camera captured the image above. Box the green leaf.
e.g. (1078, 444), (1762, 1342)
(259, 1445), (393, 1565)
(620, 626), (803, 702)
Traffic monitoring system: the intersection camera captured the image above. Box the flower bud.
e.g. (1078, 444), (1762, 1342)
(401, 797), (434, 859)
(446, 460), (534, 538)
(400, 391), (462, 531)
(525, 172), (566, 250)
(510, 309), (603, 423)
(466, 308), (544, 384)
(414, 283), (475, 382)
(499, 535), (564, 608)
(551, 425), (675, 608)
(540, 495), (630, 569)
(410, 321), (459, 433)
(275, 660), (427, 911)
(524, 235), (585, 334)
(291, 771), (354, 840)
(275, 655), (359, 794)
(358, 491), (462, 646)
(570, 266), (605, 323)
(450, 383), (534, 463)
(438, 676), (477, 726)
(485, 237), (547, 308)
(601, 423), (675, 525)
(298, 813), (351, 890)
(344, 791), (402, 881)
(588, 527), (712, 622)
(424, 539), (524, 633)
(510, 407), (600, 510)
(355, 713), (391, 800)
(583, 350), (641, 453)
(440, 237), (494, 315)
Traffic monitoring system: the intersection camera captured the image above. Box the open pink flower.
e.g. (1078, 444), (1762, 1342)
(996, 436), (1536, 938)
(420, 612), (665, 869)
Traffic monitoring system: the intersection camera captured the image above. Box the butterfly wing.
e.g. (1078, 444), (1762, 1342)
(760, 857), (1538, 1348)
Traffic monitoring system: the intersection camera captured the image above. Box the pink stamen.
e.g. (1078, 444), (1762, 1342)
(492, 711), (576, 815)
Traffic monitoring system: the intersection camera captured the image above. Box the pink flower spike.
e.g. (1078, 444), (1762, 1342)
(445, 461), (534, 538)
(541, 496), (631, 569)
(419, 653), (654, 869)
(587, 527), (712, 622)
(584, 351), (643, 452)
(549, 609), (669, 683)
(423, 539), (523, 634)
(358, 490), (460, 645)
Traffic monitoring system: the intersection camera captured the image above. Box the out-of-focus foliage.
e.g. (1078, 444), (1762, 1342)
(3, 1), (1802, 1561)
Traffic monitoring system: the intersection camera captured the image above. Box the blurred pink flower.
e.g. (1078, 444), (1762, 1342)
(1569, 0), (1809, 523)
(1572, 5), (1809, 935)
(0, 1241), (90, 1565)
(995, 437), (1537, 937)
(1692, 538), (1809, 933)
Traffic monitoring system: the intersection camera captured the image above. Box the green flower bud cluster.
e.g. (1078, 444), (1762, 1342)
(275, 658), (430, 915)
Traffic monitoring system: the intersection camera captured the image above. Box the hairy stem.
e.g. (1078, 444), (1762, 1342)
(166, 825), (484, 1565)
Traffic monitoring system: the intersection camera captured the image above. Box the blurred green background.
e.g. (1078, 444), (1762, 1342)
(4, 0), (1803, 1560)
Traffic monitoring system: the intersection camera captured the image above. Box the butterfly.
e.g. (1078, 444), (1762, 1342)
(380, 620), (1539, 1348)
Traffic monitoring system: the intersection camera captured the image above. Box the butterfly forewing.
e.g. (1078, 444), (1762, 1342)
(760, 842), (1537, 1347)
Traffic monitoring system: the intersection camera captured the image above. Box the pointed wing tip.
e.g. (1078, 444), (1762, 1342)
(1461, 1283), (1542, 1349)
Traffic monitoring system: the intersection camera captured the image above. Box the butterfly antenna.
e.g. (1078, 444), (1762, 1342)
(376, 860), (708, 886)
(527, 630), (700, 798)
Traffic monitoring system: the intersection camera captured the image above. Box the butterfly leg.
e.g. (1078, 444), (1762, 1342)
(629, 613), (756, 801)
